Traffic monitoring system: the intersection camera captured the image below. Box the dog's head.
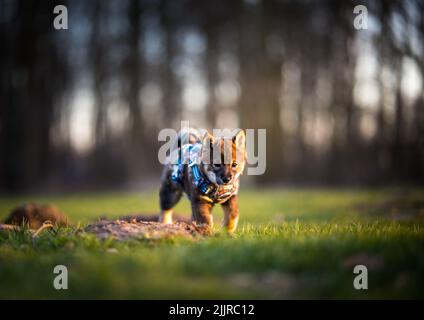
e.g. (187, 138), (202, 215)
(200, 129), (246, 185)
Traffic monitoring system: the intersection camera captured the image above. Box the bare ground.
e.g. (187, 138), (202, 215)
(84, 219), (209, 240)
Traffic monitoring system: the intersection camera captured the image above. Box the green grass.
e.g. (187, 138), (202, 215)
(0, 188), (423, 299)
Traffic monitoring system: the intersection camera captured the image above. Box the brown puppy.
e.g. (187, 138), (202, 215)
(159, 129), (246, 232)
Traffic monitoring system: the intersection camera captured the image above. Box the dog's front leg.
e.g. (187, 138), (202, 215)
(191, 201), (213, 228)
(221, 195), (239, 233)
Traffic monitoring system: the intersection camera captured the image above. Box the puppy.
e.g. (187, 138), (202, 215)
(159, 129), (246, 232)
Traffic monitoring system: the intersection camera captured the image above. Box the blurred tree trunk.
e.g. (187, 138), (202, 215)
(160, 0), (179, 128)
(238, 0), (284, 183)
(411, 0), (424, 181)
(374, 0), (391, 182)
(90, 0), (108, 146)
(297, 59), (311, 176)
(327, 1), (358, 184)
(204, 27), (219, 129)
(0, 0), (68, 192)
(392, 60), (405, 181)
(406, 0), (424, 182)
(126, 0), (144, 144)
(237, 0), (261, 185)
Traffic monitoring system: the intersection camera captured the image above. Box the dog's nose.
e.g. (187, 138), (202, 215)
(222, 176), (232, 183)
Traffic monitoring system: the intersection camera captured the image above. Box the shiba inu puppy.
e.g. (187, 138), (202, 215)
(159, 128), (246, 232)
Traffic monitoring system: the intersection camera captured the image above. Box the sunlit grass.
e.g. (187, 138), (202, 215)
(0, 188), (423, 299)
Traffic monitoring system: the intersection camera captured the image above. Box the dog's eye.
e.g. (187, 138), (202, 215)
(232, 162), (238, 168)
(213, 163), (221, 168)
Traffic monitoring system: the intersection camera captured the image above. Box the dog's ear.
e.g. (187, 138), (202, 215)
(202, 131), (215, 145)
(201, 131), (214, 164)
(232, 129), (245, 151)
(232, 129), (246, 163)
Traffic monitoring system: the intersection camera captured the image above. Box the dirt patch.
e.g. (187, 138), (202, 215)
(117, 213), (191, 223)
(85, 220), (209, 241)
(2, 203), (205, 240)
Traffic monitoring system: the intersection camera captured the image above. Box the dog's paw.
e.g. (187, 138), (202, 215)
(159, 210), (173, 224)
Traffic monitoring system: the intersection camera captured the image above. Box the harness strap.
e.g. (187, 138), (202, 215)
(192, 164), (215, 196)
(170, 143), (237, 203)
(192, 165), (236, 202)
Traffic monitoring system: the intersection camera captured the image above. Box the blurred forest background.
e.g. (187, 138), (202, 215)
(0, 0), (423, 194)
